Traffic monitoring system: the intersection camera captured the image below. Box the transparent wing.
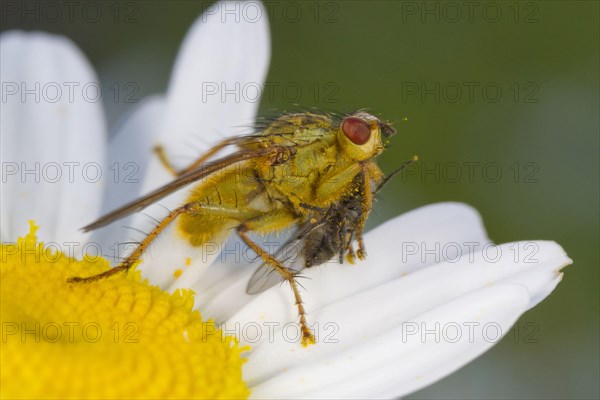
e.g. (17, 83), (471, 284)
(82, 147), (274, 231)
(246, 222), (319, 295)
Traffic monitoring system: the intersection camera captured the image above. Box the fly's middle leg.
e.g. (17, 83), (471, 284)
(237, 214), (316, 347)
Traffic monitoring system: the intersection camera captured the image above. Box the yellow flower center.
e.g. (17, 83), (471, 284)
(1, 222), (249, 399)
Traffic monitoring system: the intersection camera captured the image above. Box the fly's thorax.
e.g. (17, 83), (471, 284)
(263, 113), (334, 138)
(255, 135), (339, 207)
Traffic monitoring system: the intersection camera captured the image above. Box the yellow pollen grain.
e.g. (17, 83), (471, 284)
(185, 257), (192, 267)
(174, 269), (183, 278)
(0, 222), (249, 399)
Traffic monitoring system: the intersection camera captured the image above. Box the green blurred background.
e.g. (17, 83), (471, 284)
(3, 0), (598, 398)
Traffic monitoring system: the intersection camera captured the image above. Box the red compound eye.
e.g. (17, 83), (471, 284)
(341, 117), (371, 145)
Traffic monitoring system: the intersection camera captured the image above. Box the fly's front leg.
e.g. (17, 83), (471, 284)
(237, 213), (316, 347)
(337, 222), (357, 264)
(354, 161), (383, 260)
(315, 163), (371, 261)
(354, 168), (375, 261)
(345, 242), (357, 264)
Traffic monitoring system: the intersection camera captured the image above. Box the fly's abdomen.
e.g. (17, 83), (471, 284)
(177, 165), (263, 246)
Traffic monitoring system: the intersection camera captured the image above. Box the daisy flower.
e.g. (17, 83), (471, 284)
(0, 1), (572, 398)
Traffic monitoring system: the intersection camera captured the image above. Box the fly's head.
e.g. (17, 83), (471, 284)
(337, 111), (396, 161)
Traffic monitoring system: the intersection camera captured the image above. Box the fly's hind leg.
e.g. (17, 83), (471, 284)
(237, 214), (316, 347)
(68, 202), (198, 283)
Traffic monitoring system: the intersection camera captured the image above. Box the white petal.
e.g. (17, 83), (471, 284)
(89, 96), (166, 258)
(157, 0), (271, 168)
(202, 202), (489, 322)
(138, 0), (271, 198)
(100, 96), (166, 213)
(251, 284), (534, 399)
(83, 96), (215, 289)
(1, 31), (106, 245)
(120, 1), (271, 288)
(137, 0), (271, 198)
(238, 237), (570, 399)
